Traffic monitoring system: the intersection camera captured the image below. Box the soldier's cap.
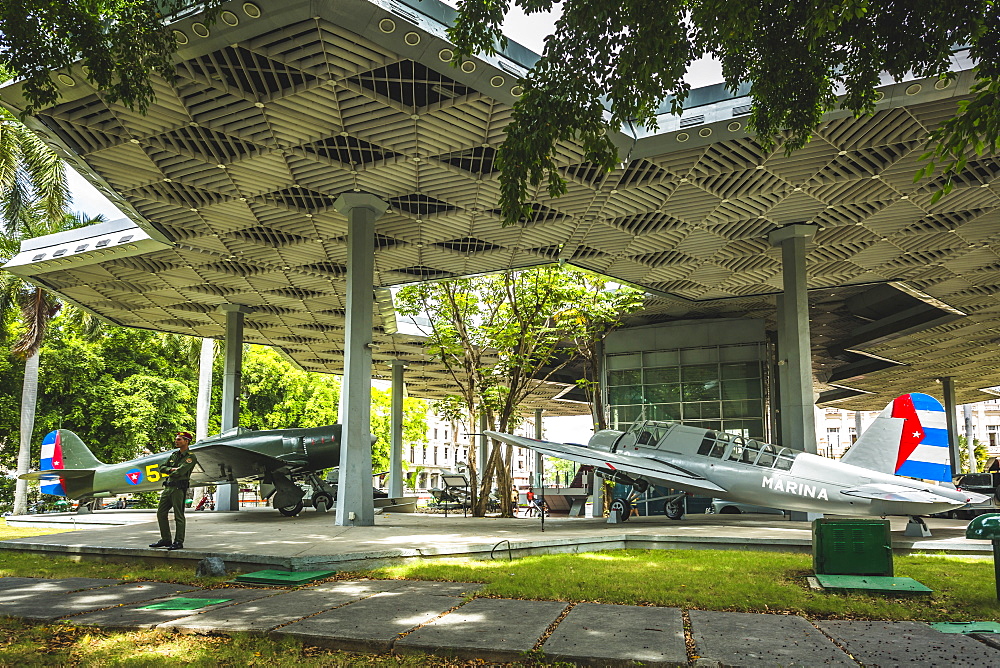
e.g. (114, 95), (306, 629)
(176, 431), (194, 442)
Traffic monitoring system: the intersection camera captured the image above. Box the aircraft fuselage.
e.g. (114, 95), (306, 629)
(596, 421), (975, 516)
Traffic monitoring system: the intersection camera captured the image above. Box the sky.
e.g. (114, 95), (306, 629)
(64, 6), (724, 444)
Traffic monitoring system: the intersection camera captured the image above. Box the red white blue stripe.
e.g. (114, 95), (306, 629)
(893, 393), (951, 482)
(39, 430), (67, 496)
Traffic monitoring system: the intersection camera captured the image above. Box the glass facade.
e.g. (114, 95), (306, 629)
(606, 344), (766, 438)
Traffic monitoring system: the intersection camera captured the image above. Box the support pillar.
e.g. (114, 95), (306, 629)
(191, 337), (215, 509)
(965, 404), (977, 473)
(333, 193), (387, 526)
(940, 376), (960, 479)
(388, 360), (406, 498)
(533, 408), (544, 487)
(478, 412), (488, 481)
(768, 224), (819, 454)
(216, 304), (252, 511)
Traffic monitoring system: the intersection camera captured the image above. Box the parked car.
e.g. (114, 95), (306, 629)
(708, 499), (785, 515)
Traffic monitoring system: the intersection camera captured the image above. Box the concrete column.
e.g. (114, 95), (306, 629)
(940, 377), (960, 479)
(191, 337), (215, 508)
(195, 338), (214, 442)
(768, 224), (818, 454)
(388, 360), (406, 498)
(333, 193), (387, 526)
(216, 304), (252, 511)
(965, 404), (977, 473)
(478, 412), (488, 481)
(533, 408), (544, 487)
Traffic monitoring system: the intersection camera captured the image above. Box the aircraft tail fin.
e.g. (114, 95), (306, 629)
(38, 430), (103, 496)
(840, 393), (952, 482)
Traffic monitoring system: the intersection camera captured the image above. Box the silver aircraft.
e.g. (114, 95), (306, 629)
(487, 393), (989, 526)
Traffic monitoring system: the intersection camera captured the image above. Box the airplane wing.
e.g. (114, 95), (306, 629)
(19, 469), (93, 481)
(485, 431), (726, 493)
(189, 444), (292, 482)
(840, 483), (989, 505)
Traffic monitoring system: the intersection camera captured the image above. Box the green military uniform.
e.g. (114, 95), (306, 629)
(156, 448), (199, 543)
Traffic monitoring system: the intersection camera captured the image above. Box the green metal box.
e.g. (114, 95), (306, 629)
(812, 518), (893, 576)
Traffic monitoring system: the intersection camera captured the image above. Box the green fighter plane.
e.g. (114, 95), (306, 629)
(20, 425), (368, 516)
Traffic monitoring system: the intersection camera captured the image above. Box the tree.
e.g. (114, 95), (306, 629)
(450, 0), (1000, 224)
(958, 435), (989, 474)
(552, 275), (644, 431)
(0, 1), (223, 115)
(2, 211), (103, 514)
(369, 386), (429, 475)
(396, 264), (643, 516)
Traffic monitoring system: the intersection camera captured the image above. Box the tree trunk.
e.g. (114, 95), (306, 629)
(13, 351), (40, 515)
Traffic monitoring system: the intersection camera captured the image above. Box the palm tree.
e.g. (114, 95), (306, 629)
(2, 211), (104, 513)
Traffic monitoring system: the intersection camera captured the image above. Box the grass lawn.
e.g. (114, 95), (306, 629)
(3, 520), (1000, 664)
(368, 549), (1000, 622)
(0, 618), (478, 667)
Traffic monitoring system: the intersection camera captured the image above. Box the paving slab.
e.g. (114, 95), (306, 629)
(71, 587), (278, 629)
(390, 580), (483, 597)
(690, 610), (854, 667)
(167, 579), (409, 633)
(819, 620), (1000, 667)
(541, 602), (687, 667)
(276, 589), (463, 653)
(0, 581), (196, 621)
(0, 577), (119, 596)
(396, 597), (567, 662)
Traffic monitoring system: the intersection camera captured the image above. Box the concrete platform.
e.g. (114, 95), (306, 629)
(0, 509), (988, 572)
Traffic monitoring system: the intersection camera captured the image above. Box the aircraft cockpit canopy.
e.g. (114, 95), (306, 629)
(627, 421), (675, 447)
(698, 431), (795, 470)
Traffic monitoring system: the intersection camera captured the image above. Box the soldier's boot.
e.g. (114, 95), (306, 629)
(168, 541), (184, 550)
(149, 539), (171, 548)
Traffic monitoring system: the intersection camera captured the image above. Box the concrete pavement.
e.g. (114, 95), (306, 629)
(3, 575), (1000, 666)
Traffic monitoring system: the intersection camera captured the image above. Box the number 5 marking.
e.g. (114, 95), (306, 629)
(146, 464), (160, 483)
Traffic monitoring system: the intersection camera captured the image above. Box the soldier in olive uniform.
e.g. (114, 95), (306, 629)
(149, 431), (199, 550)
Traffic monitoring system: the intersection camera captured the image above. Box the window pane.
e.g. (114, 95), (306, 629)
(682, 380), (720, 401)
(721, 361), (760, 379)
(682, 364), (718, 382)
(608, 369), (641, 386)
(657, 403), (682, 421)
(609, 385), (644, 404)
(722, 377), (762, 400)
(645, 383), (680, 403)
(645, 367), (680, 384)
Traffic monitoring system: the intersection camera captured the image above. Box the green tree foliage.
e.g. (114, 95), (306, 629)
(958, 435), (990, 474)
(231, 345), (427, 473)
(0, 1), (223, 114)
(34, 322), (198, 462)
(369, 386), (429, 474)
(450, 0), (1000, 223)
(395, 264), (643, 516)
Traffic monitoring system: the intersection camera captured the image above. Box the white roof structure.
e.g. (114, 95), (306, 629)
(2, 0), (999, 410)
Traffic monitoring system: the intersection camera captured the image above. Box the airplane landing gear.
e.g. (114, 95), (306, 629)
(663, 495), (685, 520)
(312, 492), (333, 513)
(278, 500), (304, 517)
(610, 498), (632, 522)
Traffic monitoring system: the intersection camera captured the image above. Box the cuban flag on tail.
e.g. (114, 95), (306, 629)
(892, 393), (951, 482)
(39, 430), (67, 496)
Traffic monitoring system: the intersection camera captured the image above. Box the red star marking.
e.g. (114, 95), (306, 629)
(892, 394), (924, 471)
(127, 471), (141, 484)
(53, 459), (61, 467)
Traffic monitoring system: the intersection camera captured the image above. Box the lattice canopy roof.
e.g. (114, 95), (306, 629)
(3, 0), (999, 411)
